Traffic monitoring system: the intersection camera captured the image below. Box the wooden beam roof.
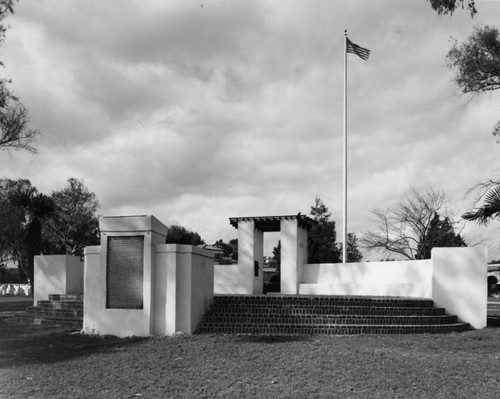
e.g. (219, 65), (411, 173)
(229, 214), (317, 232)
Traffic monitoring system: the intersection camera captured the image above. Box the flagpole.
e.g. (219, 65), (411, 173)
(343, 29), (347, 264)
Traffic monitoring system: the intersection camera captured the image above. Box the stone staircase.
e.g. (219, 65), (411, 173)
(195, 295), (471, 335)
(13, 294), (83, 330)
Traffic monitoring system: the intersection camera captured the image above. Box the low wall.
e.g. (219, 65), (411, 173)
(34, 255), (84, 305)
(0, 284), (31, 296)
(214, 264), (243, 294)
(300, 259), (433, 298)
(298, 247), (487, 329)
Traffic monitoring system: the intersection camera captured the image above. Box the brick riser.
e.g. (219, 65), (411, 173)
(196, 295), (471, 335)
(197, 323), (470, 335)
(210, 306), (446, 316)
(12, 294), (83, 330)
(202, 315), (458, 326)
(211, 295), (435, 307)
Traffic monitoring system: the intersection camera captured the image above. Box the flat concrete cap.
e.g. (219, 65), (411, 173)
(99, 215), (169, 236)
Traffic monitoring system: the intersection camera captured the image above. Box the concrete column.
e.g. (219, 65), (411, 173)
(297, 225), (308, 288)
(237, 220), (255, 294)
(237, 220), (264, 294)
(280, 219), (299, 294)
(253, 228), (264, 295)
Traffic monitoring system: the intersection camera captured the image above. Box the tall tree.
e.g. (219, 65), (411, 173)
(447, 26), (500, 95)
(0, 178), (30, 270)
(213, 239), (234, 258)
(272, 240), (281, 273)
(0, 0), (39, 153)
(418, 213), (466, 258)
(446, 25), (500, 139)
(229, 238), (238, 261)
(362, 187), (464, 260)
(427, 0), (477, 17)
(428, 2), (500, 222)
(166, 225), (205, 245)
(339, 233), (363, 263)
(444, 25), (500, 220)
(42, 178), (100, 257)
(308, 197), (341, 264)
(8, 185), (54, 286)
(463, 184), (500, 224)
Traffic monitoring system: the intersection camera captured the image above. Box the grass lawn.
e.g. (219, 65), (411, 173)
(1, 317), (500, 399)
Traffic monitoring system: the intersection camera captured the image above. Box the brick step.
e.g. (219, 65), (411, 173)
(26, 307), (83, 318)
(0, 302), (32, 312)
(22, 313), (82, 324)
(12, 313), (82, 329)
(48, 294), (84, 301)
(10, 294), (84, 330)
(200, 314), (458, 326)
(197, 323), (471, 335)
(212, 295), (435, 308)
(205, 306), (446, 316)
(196, 295), (469, 335)
(35, 300), (83, 310)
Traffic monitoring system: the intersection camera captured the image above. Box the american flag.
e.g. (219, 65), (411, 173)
(346, 38), (370, 60)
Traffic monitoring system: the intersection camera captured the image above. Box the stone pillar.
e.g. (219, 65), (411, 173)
(280, 218), (298, 294)
(280, 218), (308, 295)
(154, 244), (214, 335)
(253, 228), (264, 295)
(237, 220), (264, 294)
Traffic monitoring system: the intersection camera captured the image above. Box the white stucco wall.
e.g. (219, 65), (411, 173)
(186, 246), (214, 333)
(432, 247), (487, 329)
(300, 259), (433, 297)
(34, 254), (83, 305)
(155, 244), (214, 335)
(298, 248), (488, 329)
(253, 229), (264, 295)
(83, 215), (214, 337)
(83, 215), (167, 337)
(281, 219), (298, 295)
(214, 264), (242, 294)
(237, 220), (255, 294)
(83, 242), (152, 337)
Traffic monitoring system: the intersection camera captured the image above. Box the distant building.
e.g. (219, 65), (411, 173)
(198, 245), (224, 263)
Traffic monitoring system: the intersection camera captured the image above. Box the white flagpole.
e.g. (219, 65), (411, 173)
(343, 30), (348, 264)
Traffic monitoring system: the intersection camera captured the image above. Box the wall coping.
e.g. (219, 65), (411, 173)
(84, 246), (101, 255)
(99, 215), (169, 236)
(156, 244), (215, 259)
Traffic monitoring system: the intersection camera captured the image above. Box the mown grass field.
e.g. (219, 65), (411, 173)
(1, 299), (500, 399)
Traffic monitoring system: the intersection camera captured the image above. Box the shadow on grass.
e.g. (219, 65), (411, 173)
(0, 319), (146, 367)
(235, 335), (312, 344)
(487, 316), (500, 327)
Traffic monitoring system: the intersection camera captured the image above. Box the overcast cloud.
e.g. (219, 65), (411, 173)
(2, 0), (500, 258)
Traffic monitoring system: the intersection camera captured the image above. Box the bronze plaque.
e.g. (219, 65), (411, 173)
(106, 236), (144, 309)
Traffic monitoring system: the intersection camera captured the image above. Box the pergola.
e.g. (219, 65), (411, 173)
(229, 214), (317, 295)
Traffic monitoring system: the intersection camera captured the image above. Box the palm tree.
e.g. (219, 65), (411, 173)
(8, 187), (54, 288)
(463, 185), (500, 224)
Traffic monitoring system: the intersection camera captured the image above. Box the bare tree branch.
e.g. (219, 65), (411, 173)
(361, 186), (464, 260)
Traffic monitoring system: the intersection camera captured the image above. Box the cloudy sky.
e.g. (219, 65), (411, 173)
(2, 0), (500, 259)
